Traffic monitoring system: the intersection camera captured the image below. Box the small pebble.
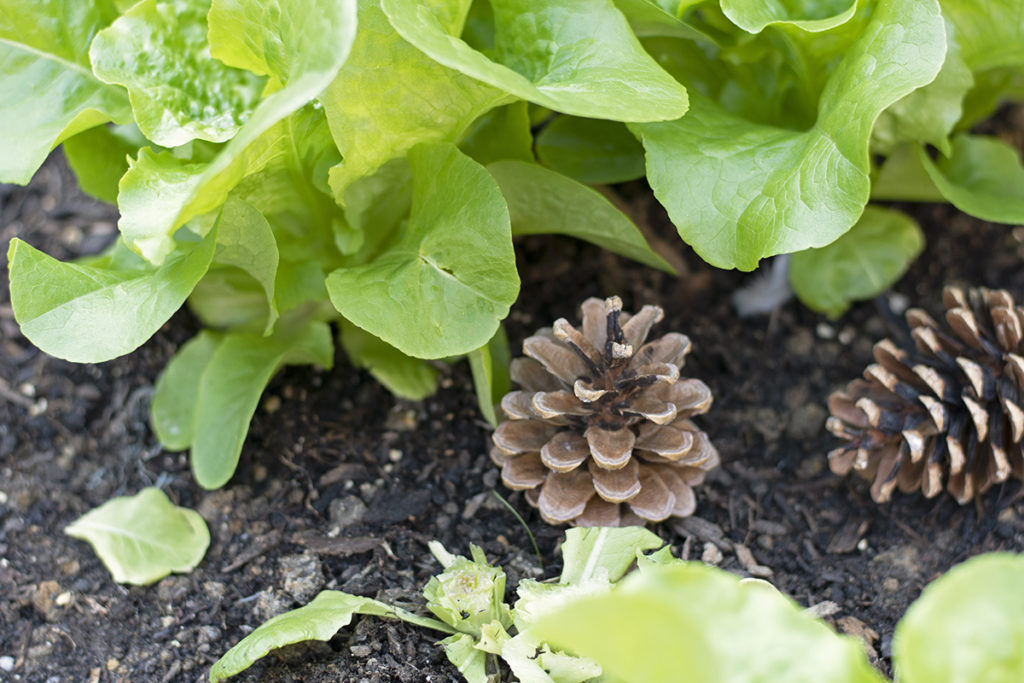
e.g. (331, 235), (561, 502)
(816, 322), (836, 339)
(701, 542), (723, 566)
(388, 449), (403, 463)
(883, 577), (899, 592)
(106, 658), (119, 672)
(0, 656), (14, 672)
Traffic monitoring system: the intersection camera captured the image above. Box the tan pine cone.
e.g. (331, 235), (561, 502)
(827, 286), (1024, 503)
(490, 296), (719, 526)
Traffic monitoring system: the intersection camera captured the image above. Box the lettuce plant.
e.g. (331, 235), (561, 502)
(210, 529), (1024, 682)
(4, 0), (1024, 488)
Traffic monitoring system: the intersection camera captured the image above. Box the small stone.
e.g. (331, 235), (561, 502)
(54, 592), (72, 607)
(329, 495), (367, 529)
(106, 658), (119, 672)
(255, 589), (291, 621)
(701, 542), (723, 566)
(279, 551), (324, 604)
(816, 322), (836, 339)
(387, 449), (403, 463)
(263, 395), (282, 413)
(795, 454), (827, 480)
(351, 645), (372, 657)
(0, 656), (14, 672)
(883, 577), (899, 592)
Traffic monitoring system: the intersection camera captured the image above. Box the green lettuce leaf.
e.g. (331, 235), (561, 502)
(919, 134), (1024, 223)
(721, 0), (857, 34)
(941, 0), (1024, 73)
(487, 160), (674, 272)
(326, 143), (519, 359)
(871, 22), (973, 156)
(459, 101), (535, 166)
(151, 331), (221, 451)
(322, 0), (508, 199)
(117, 0), (357, 264)
(209, 590), (455, 682)
(89, 0), (264, 147)
(64, 487), (209, 585)
(467, 325), (510, 427)
(894, 553), (1024, 683)
(338, 320), (438, 400)
(789, 206), (924, 317)
(380, 0), (688, 122)
(533, 563), (884, 683)
(0, 0), (132, 183)
(535, 116), (646, 185)
(62, 124), (149, 204)
(632, 0), (945, 270)
(190, 320), (334, 488)
(7, 228), (217, 363)
(613, 0), (713, 42)
(438, 633), (488, 683)
(211, 199), (280, 333)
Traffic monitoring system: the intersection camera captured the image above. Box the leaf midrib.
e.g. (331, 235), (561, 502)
(0, 36), (100, 82)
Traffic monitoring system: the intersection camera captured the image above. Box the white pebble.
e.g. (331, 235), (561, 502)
(0, 656), (14, 672)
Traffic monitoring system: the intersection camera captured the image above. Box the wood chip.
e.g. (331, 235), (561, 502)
(734, 543), (773, 578)
(751, 519), (789, 535)
(805, 600), (841, 619)
(671, 516), (732, 551)
(292, 533), (383, 557)
(827, 519), (870, 554)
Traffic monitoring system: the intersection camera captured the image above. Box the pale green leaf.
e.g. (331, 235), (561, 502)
(0, 0), (132, 183)
(468, 325), (510, 427)
(323, 0), (508, 199)
(789, 206), (924, 317)
(894, 553), (1024, 683)
(151, 331), (221, 451)
(941, 0), (1024, 73)
(612, 0), (713, 42)
(213, 199), (280, 333)
(871, 143), (944, 202)
(423, 543), (513, 633)
(210, 590), (455, 682)
(872, 24), (973, 156)
(64, 487), (209, 585)
(632, 0), (945, 270)
(326, 143), (519, 359)
(188, 268), (274, 332)
(559, 526), (665, 585)
(338, 319), (438, 400)
(722, 0), (857, 34)
(535, 116), (646, 185)
(533, 563), (884, 683)
(7, 228), (217, 363)
(487, 160), (674, 273)
(439, 633), (488, 683)
(191, 320), (334, 488)
(117, 0), (356, 264)
(919, 134), (1024, 223)
(380, 0), (688, 122)
(89, 0), (264, 147)
(62, 124), (148, 204)
(460, 101), (535, 166)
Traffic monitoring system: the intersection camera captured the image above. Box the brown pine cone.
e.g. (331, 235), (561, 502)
(827, 286), (1024, 504)
(490, 296), (719, 526)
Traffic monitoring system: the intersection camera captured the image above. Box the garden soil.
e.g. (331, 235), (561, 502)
(4, 135), (1024, 682)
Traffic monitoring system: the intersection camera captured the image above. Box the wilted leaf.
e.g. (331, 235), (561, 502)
(65, 488), (209, 585)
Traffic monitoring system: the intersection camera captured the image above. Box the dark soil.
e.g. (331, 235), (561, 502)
(4, 147), (1024, 683)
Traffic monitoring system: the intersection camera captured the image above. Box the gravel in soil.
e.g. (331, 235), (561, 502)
(3, 154), (1024, 682)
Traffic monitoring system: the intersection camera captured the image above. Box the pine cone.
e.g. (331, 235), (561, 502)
(490, 296), (719, 526)
(827, 286), (1024, 504)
